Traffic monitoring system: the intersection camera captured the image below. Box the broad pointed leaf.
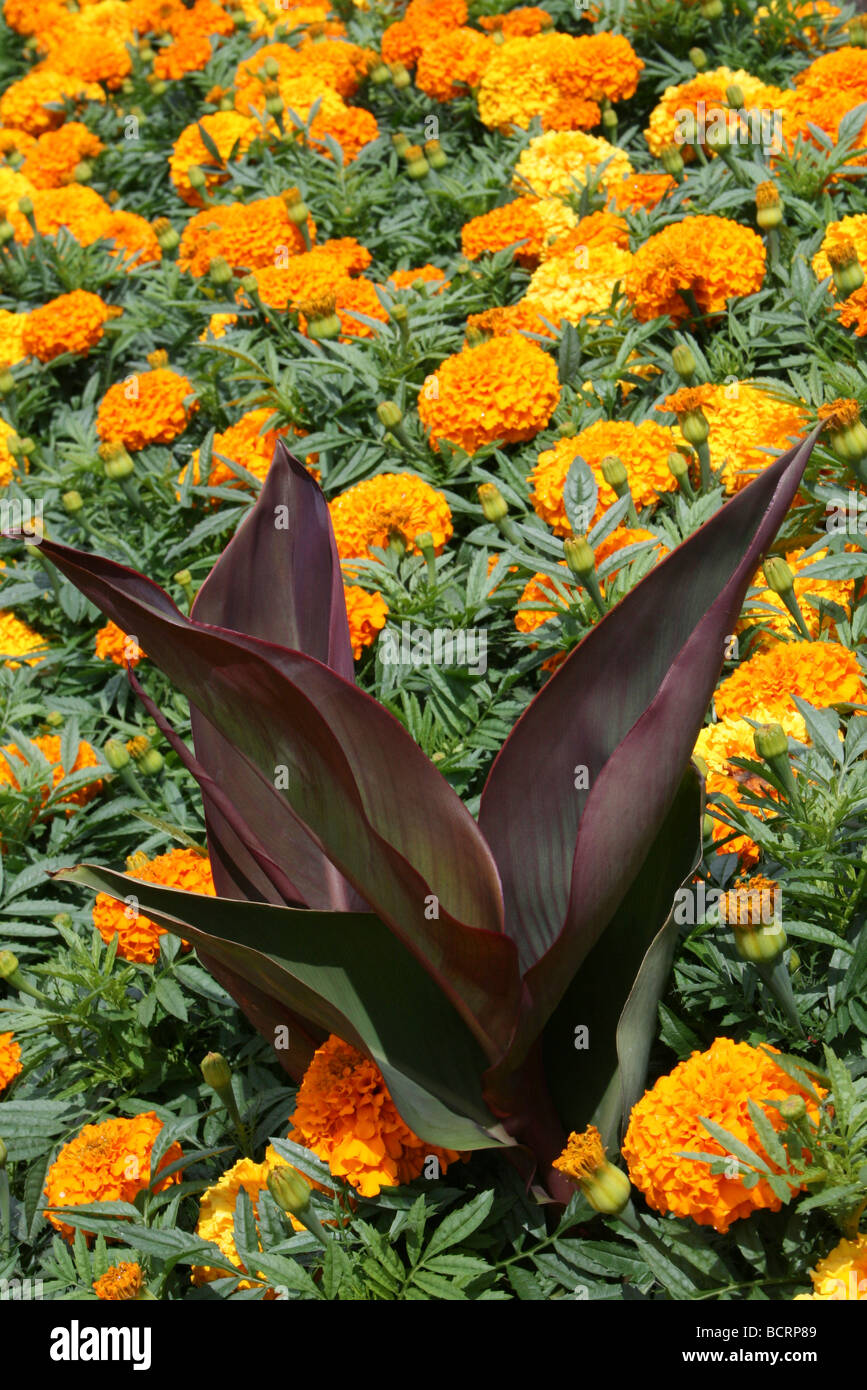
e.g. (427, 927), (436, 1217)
(480, 429), (818, 1057)
(56, 865), (508, 1152)
(40, 537), (519, 1059)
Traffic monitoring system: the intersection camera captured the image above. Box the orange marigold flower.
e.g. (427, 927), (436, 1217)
(153, 30), (215, 81)
(243, 238), (371, 312)
(739, 548), (850, 647)
(530, 419), (677, 536)
(177, 195), (316, 277)
(595, 525), (669, 575)
(8, 186), (159, 266)
(387, 264), (449, 293)
(715, 640), (866, 724)
(0, 609), (48, 666)
(169, 112), (259, 205)
(812, 216), (867, 333)
(93, 1262), (145, 1301)
(514, 130), (633, 199)
(330, 472), (452, 560)
(289, 1034), (463, 1197)
(415, 28), (492, 102)
(461, 196), (576, 268)
(94, 620), (145, 667)
(0, 1031), (23, 1090)
(466, 300), (555, 341)
(199, 312), (238, 342)
(607, 172), (677, 212)
(515, 563), (574, 634)
(0, 733), (102, 807)
(308, 104), (379, 164)
(22, 289), (115, 363)
(39, 31), (133, 89)
(795, 1233), (867, 1301)
(0, 69), (105, 136)
(344, 583), (388, 658)
(622, 1037), (823, 1232)
(541, 96), (601, 132)
(478, 6), (551, 37)
(44, 1113), (182, 1241)
(96, 367), (196, 452)
(625, 216), (766, 323)
(21, 122), (103, 189)
(92, 845), (213, 964)
(477, 32), (642, 132)
(182, 408), (314, 491)
(418, 335), (560, 454)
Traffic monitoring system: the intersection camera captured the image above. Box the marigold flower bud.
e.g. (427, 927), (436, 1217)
(780, 1094), (806, 1121)
(187, 165), (206, 190)
(0, 950), (20, 981)
(754, 722), (788, 762)
(661, 143), (684, 177)
(101, 442), (135, 480)
(478, 483), (508, 524)
(425, 139), (447, 169)
(376, 401), (402, 430)
(600, 453), (628, 492)
(827, 240), (865, 300)
(553, 1126), (632, 1215)
(136, 748), (163, 776)
(699, 0), (722, 17)
(405, 150), (430, 179)
(265, 94), (284, 117)
(153, 219), (179, 252)
(263, 56), (280, 78)
(848, 15), (867, 45)
(689, 46), (708, 71)
(208, 256), (233, 286)
(733, 920), (787, 964)
(44, 710), (64, 727)
(392, 132), (410, 155)
(762, 555), (794, 596)
(726, 84), (745, 109)
(286, 197), (309, 227)
(369, 62), (390, 85)
(390, 62), (411, 89)
(755, 180), (783, 231)
(672, 344), (696, 381)
(679, 407), (709, 446)
(819, 398), (867, 463)
(602, 108), (618, 133)
(564, 535), (595, 579)
(201, 1051), (232, 1091)
(266, 1163), (312, 1216)
(17, 195), (33, 218)
(104, 738), (130, 771)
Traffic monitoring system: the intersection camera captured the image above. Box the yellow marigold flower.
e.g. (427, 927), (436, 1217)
(0, 733), (102, 807)
(199, 312), (238, 342)
(21, 121), (104, 189)
(418, 335), (560, 454)
(169, 112), (259, 205)
(643, 67), (792, 158)
(329, 472), (452, 561)
(526, 242), (633, 325)
(530, 419), (677, 536)
(0, 165), (37, 220)
(625, 216), (766, 324)
(289, 1034), (463, 1197)
(91, 846), (213, 964)
(0, 310), (29, 369)
(661, 381), (806, 493)
(44, 1113), (182, 1242)
(415, 27), (492, 101)
(0, 69), (106, 136)
(622, 1037), (823, 1232)
(513, 130), (633, 199)
(0, 1031), (23, 1091)
(0, 610), (48, 666)
(177, 195), (316, 278)
(739, 548), (850, 646)
(93, 1262), (145, 1301)
(461, 196), (576, 268)
(22, 289), (115, 363)
(695, 711), (804, 864)
(344, 583), (388, 658)
(94, 620), (145, 667)
(715, 640), (865, 723)
(0, 127), (36, 160)
(795, 1234), (867, 1300)
(192, 1147), (312, 1289)
(96, 367), (196, 452)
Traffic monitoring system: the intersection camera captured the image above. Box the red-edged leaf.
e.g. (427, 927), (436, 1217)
(40, 538), (519, 1060)
(480, 428), (819, 1056)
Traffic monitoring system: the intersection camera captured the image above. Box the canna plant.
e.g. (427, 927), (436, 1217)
(34, 431), (817, 1199)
